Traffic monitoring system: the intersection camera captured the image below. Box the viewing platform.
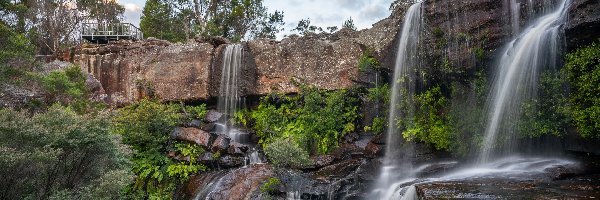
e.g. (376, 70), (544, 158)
(81, 23), (143, 44)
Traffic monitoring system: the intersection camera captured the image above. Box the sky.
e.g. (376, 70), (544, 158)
(116, 0), (394, 39)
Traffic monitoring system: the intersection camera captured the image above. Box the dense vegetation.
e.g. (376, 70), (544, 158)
(0, 106), (131, 200)
(112, 99), (208, 199)
(250, 87), (360, 155)
(565, 41), (600, 138)
(141, 0), (284, 42)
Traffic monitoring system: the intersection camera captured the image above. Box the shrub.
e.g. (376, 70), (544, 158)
(260, 177), (282, 194)
(112, 99), (208, 199)
(40, 65), (87, 104)
(358, 51), (381, 72)
(264, 138), (313, 168)
(402, 86), (452, 150)
(0, 105), (130, 199)
(251, 87), (360, 155)
(565, 41), (600, 138)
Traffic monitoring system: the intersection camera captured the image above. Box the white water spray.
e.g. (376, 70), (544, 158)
(479, 0), (569, 163)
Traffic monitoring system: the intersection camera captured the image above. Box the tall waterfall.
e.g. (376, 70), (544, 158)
(372, 3), (422, 199)
(479, 0), (570, 163)
(217, 44), (243, 141)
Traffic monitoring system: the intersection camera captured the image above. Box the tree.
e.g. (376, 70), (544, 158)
(140, 0), (186, 42)
(292, 18), (322, 35)
(342, 17), (357, 31)
(141, 0), (285, 42)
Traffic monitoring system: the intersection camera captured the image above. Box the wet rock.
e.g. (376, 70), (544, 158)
(211, 134), (231, 153)
(315, 159), (363, 180)
(331, 144), (364, 161)
(544, 165), (581, 180)
(184, 119), (202, 128)
(312, 155), (335, 168)
(218, 155), (245, 168)
(343, 133), (360, 143)
(204, 110), (223, 123)
(171, 127), (213, 148)
(196, 165), (274, 200)
(370, 133), (386, 144)
(364, 142), (384, 158)
(178, 171), (226, 200)
(415, 161), (459, 177)
(200, 122), (216, 132)
(227, 142), (249, 156)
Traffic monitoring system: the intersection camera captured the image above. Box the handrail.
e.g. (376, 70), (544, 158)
(81, 23), (143, 41)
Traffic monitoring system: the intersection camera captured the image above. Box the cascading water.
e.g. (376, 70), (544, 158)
(217, 44), (244, 141)
(479, 0), (570, 163)
(371, 2), (422, 199)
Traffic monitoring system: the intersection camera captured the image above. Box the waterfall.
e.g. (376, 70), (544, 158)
(479, 0), (570, 163)
(372, 2), (422, 199)
(510, 0), (520, 36)
(217, 44), (244, 141)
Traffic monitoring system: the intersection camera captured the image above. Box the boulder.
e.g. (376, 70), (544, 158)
(365, 142), (384, 158)
(200, 122), (216, 132)
(194, 164), (274, 200)
(184, 119), (202, 128)
(211, 134), (231, 153)
(218, 155), (245, 168)
(204, 110), (223, 123)
(171, 127), (213, 148)
(227, 142), (249, 156)
(314, 159), (363, 180)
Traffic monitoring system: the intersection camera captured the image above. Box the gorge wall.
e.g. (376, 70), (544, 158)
(73, 0), (599, 106)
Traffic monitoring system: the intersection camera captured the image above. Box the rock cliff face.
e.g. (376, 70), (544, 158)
(76, 41), (213, 106)
(73, 0), (599, 106)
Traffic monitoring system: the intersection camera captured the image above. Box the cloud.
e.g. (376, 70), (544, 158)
(333, 0), (368, 9)
(359, 3), (388, 20)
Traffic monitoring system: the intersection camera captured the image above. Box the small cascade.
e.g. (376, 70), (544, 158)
(372, 2), (423, 199)
(243, 148), (265, 167)
(479, 0), (570, 163)
(217, 44), (244, 140)
(510, 0), (520, 36)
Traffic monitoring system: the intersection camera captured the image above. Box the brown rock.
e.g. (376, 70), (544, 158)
(211, 134), (231, 153)
(315, 159), (363, 180)
(227, 142), (249, 156)
(365, 142), (384, 158)
(171, 127), (213, 148)
(312, 155), (335, 168)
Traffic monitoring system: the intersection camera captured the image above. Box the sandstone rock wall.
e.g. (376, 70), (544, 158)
(73, 0), (599, 106)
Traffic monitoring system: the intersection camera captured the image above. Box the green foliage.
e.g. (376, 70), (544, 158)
(140, 0), (186, 42)
(364, 117), (386, 134)
(402, 86), (452, 150)
(433, 27), (445, 38)
(358, 51), (381, 73)
(342, 17), (357, 31)
(0, 22), (35, 83)
(565, 41), (600, 138)
(260, 177), (282, 194)
(0, 105), (130, 199)
(264, 138), (313, 168)
(250, 87), (360, 155)
(519, 71), (570, 137)
(448, 78), (487, 156)
(141, 0), (284, 42)
(293, 18), (323, 35)
(40, 65), (87, 103)
(367, 83), (391, 105)
(112, 99), (208, 199)
(473, 47), (485, 60)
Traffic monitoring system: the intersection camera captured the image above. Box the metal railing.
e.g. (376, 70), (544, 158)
(81, 23), (143, 42)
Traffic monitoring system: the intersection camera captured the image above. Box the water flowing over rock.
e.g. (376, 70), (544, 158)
(479, 0), (570, 162)
(373, 3), (423, 198)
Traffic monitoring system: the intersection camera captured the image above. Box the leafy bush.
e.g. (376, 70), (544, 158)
(40, 65), (87, 104)
(565, 41), (600, 138)
(0, 105), (130, 199)
(402, 86), (452, 150)
(264, 138), (313, 168)
(358, 51), (381, 72)
(260, 177), (282, 194)
(364, 117), (386, 134)
(251, 87), (360, 154)
(112, 99), (208, 199)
